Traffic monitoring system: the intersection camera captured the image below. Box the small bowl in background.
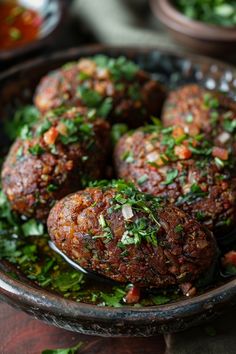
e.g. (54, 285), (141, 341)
(0, 0), (65, 62)
(149, 0), (236, 58)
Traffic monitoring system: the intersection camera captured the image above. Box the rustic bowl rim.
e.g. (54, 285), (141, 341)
(0, 0), (65, 61)
(150, 0), (236, 41)
(1, 45), (236, 331)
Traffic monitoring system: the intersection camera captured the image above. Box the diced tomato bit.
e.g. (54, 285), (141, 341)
(174, 145), (192, 160)
(212, 147), (229, 160)
(43, 127), (58, 145)
(172, 126), (185, 139)
(186, 124), (200, 137)
(77, 59), (96, 76)
(221, 181), (229, 190)
(190, 139), (198, 147)
(222, 251), (236, 268)
(124, 286), (140, 304)
(200, 183), (208, 192)
(65, 160), (74, 171)
(57, 122), (67, 136)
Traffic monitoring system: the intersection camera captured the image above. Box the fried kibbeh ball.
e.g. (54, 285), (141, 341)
(114, 125), (236, 236)
(162, 84), (236, 152)
(34, 55), (166, 128)
(47, 182), (217, 291)
(1, 107), (110, 221)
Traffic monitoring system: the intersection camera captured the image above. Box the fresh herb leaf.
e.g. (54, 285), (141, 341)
(53, 272), (84, 293)
(111, 123), (129, 144)
(36, 119), (52, 136)
(77, 87), (103, 107)
(59, 117), (93, 145)
(175, 0), (236, 27)
(97, 97), (113, 118)
(9, 27), (22, 40)
(22, 219), (44, 237)
(214, 156), (224, 168)
(162, 169), (178, 185)
(137, 174), (148, 185)
(223, 118), (236, 133)
(20, 125), (32, 140)
(121, 150), (134, 164)
(4, 105), (39, 140)
(185, 113), (193, 123)
(93, 55), (138, 81)
(175, 224), (183, 233)
(203, 93), (219, 109)
(100, 287), (126, 307)
(176, 183), (207, 205)
(42, 341), (83, 354)
(78, 71), (90, 81)
(47, 184), (59, 193)
(94, 215), (113, 240)
(152, 295), (170, 305)
(28, 144), (45, 156)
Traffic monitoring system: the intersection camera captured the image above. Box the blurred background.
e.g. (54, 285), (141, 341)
(1, 0), (236, 70)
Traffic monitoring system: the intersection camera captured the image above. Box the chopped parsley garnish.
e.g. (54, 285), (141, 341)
(93, 214), (113, 241)
(9, 27), (22, 40)
(42, 341), (83, 354)
(47, 184), (58, 193)
(128, 84), (141, 101)
(77, 87), (113, 118)
(77, 86), (103, 107)
(214, 156), (224, 168)
(16, 146), (23, 158)
(93, 180), (162, 247)
(78, 70), (91, 81)
(21, 219), (44, 237)
(100, 287), (126, 307)
(203, 93), (219, 109)
(4, 105), (39, 140)
(36, 119), (52, 136)
(176, 183), (208, 205)
(162, 169), (178, 185)
(121, 150), (134, 163)
(93, 55), (138, 81)
(111, 123), (129, 145)
(185, 113), (193, 123)
(151, 116), (162, 127)
(121, 217), (158, 246)
(152, 295), (170, 305)
(195, 211), (205, 221)
(175, 0), (236, 27)
(188, 143), (212, 156)
(28, 144), (45, 156)
(97, 97), (113, 118)
(59, 117), (93, 145)
(137, 174), (148, 185)
(223, 117), (236, 133)
(174, 224), (183, 233)
(210, 111), (219, 125)
(20, 125), (32, 140)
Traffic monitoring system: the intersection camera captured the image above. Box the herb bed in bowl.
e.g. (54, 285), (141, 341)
(1, 46), (236, 336)
(150, 0), (236, 57)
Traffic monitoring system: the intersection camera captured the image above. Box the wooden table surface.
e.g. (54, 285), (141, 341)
(0, 302), (166, 354)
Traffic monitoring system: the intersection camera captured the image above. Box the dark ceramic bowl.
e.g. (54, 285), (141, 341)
(0, 0), (64, 62)
(150, 0), (236, 57)
(1, 46), (236, 337)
